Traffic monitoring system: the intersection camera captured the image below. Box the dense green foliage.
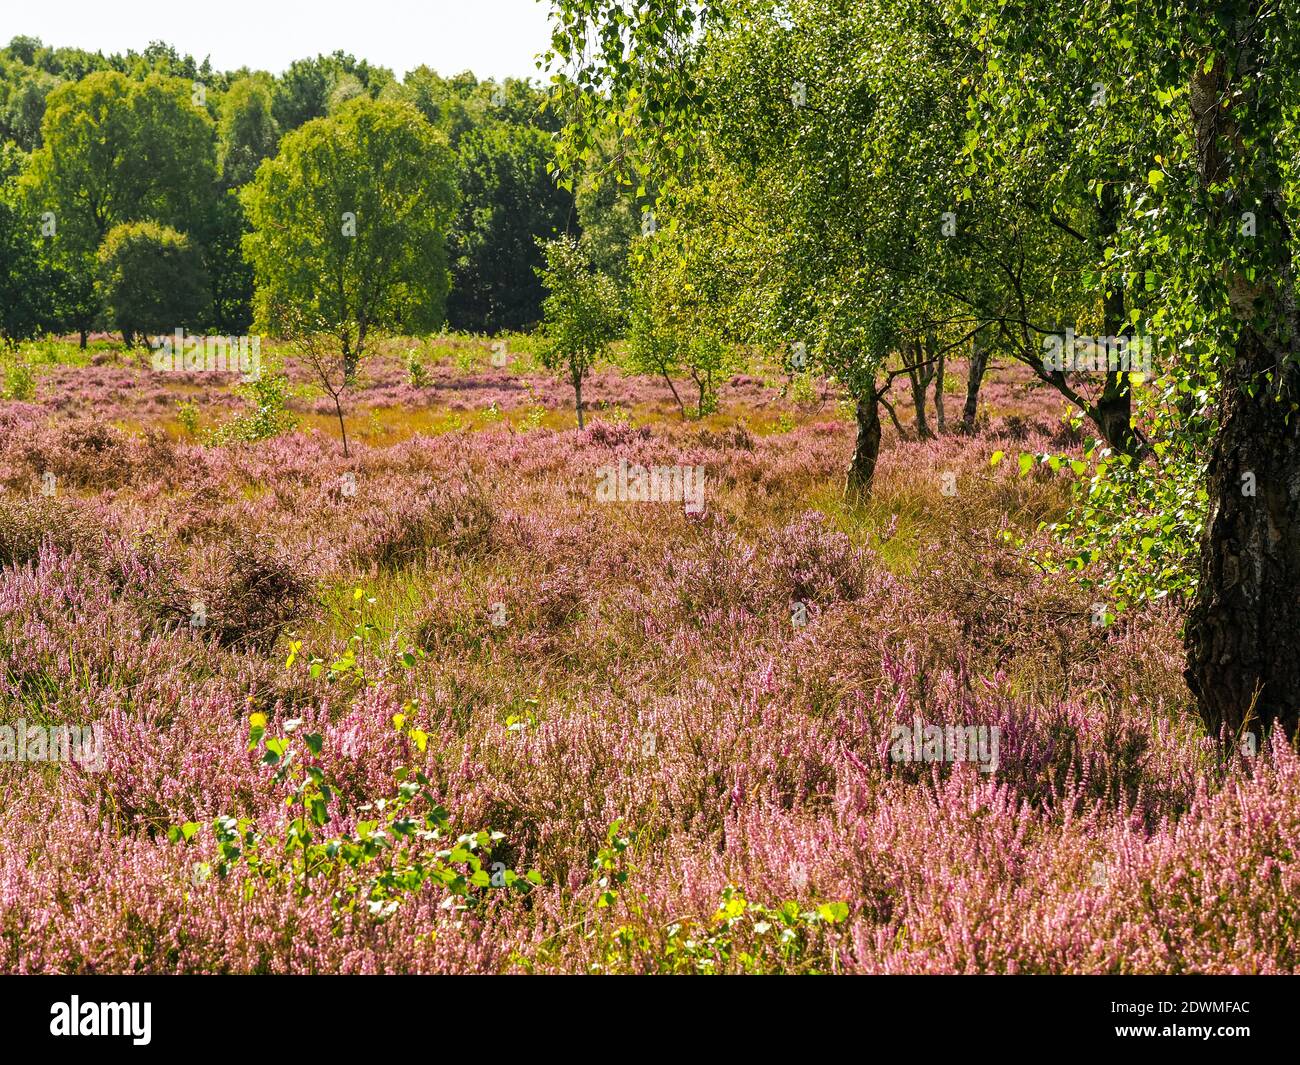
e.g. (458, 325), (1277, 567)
(448, 117), (572, 332)
(0, 163), (54, 347)
(95, 221), (209, 346)
(0, 36), (583, 343)
(537, 234), (622, 426)
(240, 97), (458, 378)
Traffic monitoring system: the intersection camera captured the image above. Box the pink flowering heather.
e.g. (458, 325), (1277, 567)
(0, 345), (1295, 974)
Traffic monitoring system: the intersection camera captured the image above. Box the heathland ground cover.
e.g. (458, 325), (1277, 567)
(1, 337), (1294, 974)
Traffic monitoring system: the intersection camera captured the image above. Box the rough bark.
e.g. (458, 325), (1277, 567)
(1093, 182), (1141, 456)
(1185, 331), (1300, 739)
(1092, 372), (1138, 455)
(1184, 37), (1300, 740)
(962, 331), (989, 433)
(846, 388), (881, 500)
(900, 336), (935, 439)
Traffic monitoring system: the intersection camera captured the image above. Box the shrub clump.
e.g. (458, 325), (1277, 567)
(347, 477), (496, 570)
(0, 497), (103, 568)
(150, 547), (316, 651)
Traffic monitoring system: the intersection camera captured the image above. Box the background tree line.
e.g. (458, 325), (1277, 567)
(0, 34), (640, 347)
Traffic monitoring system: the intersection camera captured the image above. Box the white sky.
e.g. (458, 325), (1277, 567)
(1, 0), (556, 81)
